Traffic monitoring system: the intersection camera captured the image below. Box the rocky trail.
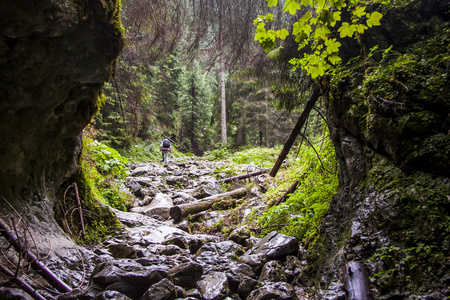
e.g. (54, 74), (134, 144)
(3, 158), (316, 300)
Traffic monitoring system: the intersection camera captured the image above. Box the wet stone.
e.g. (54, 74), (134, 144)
(167, 261), (204, 288)
(92, 290), (132, 300)
(247, 282), (299, 300)
(140, 278), (177, 300)
(258, 260), (287, 283)
(241, 231), (299, 261)
(107, 243), (136, 259)
(197, 272), (230, 300)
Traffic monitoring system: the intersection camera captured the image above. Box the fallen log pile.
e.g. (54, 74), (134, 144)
(170, 187), (247, 222)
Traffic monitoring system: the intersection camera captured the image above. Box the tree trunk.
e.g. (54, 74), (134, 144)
(265, 97), (270, 147)
(170, 187), (246, 222)
(219, 1), (227, 145)
(270, 86), (321, 177)
(220, 54), (227, 145)
(235, 110), (245, 147)
(216, 169), (269, 183)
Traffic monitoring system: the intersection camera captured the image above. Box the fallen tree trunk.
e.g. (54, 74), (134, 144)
(343, 261), (371, 300)
(0, 264), (46, 300)
(216, 169), (269, 183)
(270, 86), (321, 177)
(170, 187), (247, 222)
(271, 180), (300, 207)
(0, 218), (72, 293)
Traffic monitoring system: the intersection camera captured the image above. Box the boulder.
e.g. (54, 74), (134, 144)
(246, 282), (299, 300)
(196, 241), (245, 271)
(131, 193), (173, 219)
(197, 272), (229, 300)
(92, 290), (132, 300)
(226, 264), (257, 293)
(140, 278), (177, 300)
(258, 260), (287, 283)
(107, 243), (137, 259)
(240, 231), (299, 261)
(132, 165), (152, 176)
(227, 225), (252, 246)
(167, 262), (204, 288)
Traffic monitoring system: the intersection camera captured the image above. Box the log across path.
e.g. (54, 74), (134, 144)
(215, 169), (270, 183)
(170, 187), (247, 222)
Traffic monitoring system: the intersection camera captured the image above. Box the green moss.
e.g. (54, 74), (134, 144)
(66, 138), (133, 245)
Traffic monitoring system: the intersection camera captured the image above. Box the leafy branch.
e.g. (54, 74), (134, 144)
(254, 0), (384, 78)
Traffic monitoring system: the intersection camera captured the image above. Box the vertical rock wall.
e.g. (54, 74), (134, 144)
(0, 0), (123, 271)
(307, 0), (450, 298)
(0, 0), (123, 204)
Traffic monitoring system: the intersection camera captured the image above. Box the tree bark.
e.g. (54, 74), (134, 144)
(343, 261), (371, 300)
(0, 218), (72, 293)
(271, 180), (300, 207)
(170, 187), (246, 222)
(216, 169), (269, 183)
(219, 0), (227, 145)
(220, 53), (227, 145)
(270, 86), (321, 177)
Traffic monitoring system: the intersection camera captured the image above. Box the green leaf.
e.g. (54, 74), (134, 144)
(328, 55), (342, 65)
(267, 29), (277, 40)
(267, 0), (278, 7)
(299, 11), (312, 25)
(338, 22), (355, 38)
(284, 0), (301, 15)
(254, 26), (267, 41)
(366, 11), (383, 27)
(353, 6), (366, 18)
(301, 0), (311, 6)
(265, 13), (275, 22)
(356, 24), (368, 33)
(325, 38), (341, 54)
(315, 0), (326, 12)
(310, 64), (326, 78)
(276, 28), (290, 40)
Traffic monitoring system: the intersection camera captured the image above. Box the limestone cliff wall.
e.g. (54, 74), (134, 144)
(307, 0), (450, 297)
(0, 0), (123, 277)
(0, 0), (123, 204)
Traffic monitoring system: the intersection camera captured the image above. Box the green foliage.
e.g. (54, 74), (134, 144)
(255, 0), (385, 78)
(368, 243), (445, 292)
(79, 138), (132, 212)
(90, 140), (129, 178)
(231, 146), (281, 168)
(121, 141), (161, 163)
(257, 129), (338, 244)
(121, 140), (186, 163)
(205, 147), (231, 161)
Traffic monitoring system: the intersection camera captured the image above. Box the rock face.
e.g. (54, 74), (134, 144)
(0, 0), (123, 202)
(0, 0), (123, 289)
(309, 0), (450, 298)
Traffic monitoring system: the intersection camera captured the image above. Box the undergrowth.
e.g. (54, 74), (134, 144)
(73, 138), (132, 244)
(121, 140), (187, 163)
(255, 128), (339, 246)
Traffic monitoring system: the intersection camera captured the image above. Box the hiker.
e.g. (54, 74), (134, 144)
(160, 138), (171, 164)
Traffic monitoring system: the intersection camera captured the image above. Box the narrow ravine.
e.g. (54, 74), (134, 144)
(57, 158), (312, 300)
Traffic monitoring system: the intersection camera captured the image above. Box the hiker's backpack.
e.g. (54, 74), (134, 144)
(162, 139), (170, 148)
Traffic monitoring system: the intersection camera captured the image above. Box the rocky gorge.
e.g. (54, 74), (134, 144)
(1, 0), (449, 299)
(2, 158), (313, 300)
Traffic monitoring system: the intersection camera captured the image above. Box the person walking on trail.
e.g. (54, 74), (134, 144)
(160, 138), (171, 164)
